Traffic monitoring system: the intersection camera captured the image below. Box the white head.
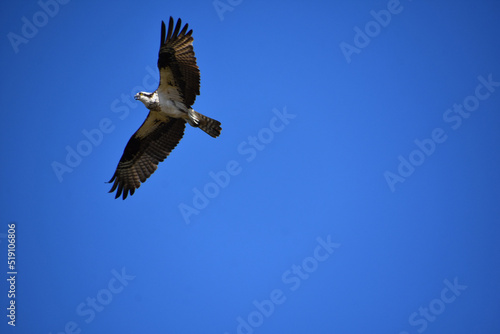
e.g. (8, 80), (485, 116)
(134, 91), (157, 108)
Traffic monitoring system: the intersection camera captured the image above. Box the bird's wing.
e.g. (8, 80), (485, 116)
(157, 17), (200, 107)
(108, 114), (186, 199)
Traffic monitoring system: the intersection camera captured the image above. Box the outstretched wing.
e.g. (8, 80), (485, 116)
(108, 114), (186, 199)
(157, 17), (200, 107)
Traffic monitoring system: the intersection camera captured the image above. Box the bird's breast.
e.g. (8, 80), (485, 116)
(159, 99), (188, 119)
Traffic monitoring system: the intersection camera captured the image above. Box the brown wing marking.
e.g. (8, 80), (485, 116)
(108, 114), (186, 199)
(157, 17), (200, 107)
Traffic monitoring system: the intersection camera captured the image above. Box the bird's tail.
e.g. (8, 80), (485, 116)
(188, 109), (222, 138)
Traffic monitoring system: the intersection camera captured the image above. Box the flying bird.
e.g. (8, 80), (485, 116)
(108, 17), (221, 199)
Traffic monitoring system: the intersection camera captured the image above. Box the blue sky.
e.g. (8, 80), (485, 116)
(1, 0), (500, 333)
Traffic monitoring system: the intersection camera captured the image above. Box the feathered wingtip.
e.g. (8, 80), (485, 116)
(160, 17), (192, 47)
(107, 174), (135, 200)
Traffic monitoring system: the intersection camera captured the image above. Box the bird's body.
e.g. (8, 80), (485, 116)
(108, 17), (221, 199)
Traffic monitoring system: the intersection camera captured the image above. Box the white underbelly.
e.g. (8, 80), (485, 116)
(159, 99), (188, 119)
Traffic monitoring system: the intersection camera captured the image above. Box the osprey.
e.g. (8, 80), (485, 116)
(108, 17), (221, 199)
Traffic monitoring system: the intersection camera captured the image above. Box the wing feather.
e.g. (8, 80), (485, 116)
(157, 17), (200, 107)
(108, 114), (186, 199)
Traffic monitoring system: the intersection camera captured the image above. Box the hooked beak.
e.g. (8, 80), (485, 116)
(134, 94), (140, 100)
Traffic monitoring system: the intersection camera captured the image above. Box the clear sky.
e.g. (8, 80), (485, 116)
(1, 0), (500, 333)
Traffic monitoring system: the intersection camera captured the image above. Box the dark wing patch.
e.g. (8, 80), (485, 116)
(157, 17), (200, 107)
(108, 114), (186, 199)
